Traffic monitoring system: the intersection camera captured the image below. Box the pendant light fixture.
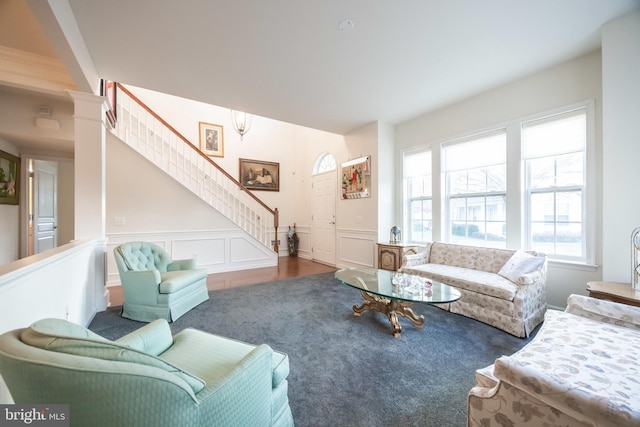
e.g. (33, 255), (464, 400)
(231, 110), (252, 141)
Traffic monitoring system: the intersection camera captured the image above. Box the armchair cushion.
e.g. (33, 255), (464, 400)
(21, 318), (205, 393)
(159, 269), (208, 294)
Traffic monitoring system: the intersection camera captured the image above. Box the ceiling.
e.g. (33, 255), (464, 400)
(2, 0), (640, 138)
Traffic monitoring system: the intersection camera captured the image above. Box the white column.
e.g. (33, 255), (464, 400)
(69, 91), (106, 239)
(601, 9), (640, 282)
(68, 90), (109, 311)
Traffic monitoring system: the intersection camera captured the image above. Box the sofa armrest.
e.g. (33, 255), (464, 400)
(168, 259), (197, 271)
(116, 319), (174, 355)
(565, 294), (640, 329)
(401, 252), (429, 268)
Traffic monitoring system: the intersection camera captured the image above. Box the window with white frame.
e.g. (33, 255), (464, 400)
(523, 109), (587, 261)
(313, 152), (336, 175)
(404, 150), (432, 242)
(443, 131), (507, 248)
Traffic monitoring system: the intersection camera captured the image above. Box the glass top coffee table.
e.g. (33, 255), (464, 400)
(335, 267), (461, 338)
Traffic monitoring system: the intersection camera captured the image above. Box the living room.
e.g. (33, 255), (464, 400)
(0, 1), (639, 421)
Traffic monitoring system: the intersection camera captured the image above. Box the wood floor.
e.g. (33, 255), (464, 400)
(108, 256), (337, 307)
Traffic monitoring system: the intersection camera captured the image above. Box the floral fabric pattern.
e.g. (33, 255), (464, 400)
(400, 242), (547, 337)
(468, 299), (640, 427)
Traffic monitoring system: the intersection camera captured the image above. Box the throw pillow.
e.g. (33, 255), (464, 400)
(498, 251), (544, 284)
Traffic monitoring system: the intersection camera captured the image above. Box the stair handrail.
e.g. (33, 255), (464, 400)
(115, 83), (279, 253)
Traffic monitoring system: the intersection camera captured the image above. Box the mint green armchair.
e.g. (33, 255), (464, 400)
(0, 318), (294, 427)
(114, 241), (209, 322)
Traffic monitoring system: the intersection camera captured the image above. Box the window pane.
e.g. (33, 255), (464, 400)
(410, 199), (432, 242)
(556, 191), (582, 222)
(530, 193), (554, 222)
(528, 157), (555, 189)
(486, 195), (506, 221)
(486, 165), (506, 192)
(556, 153), (583, 187)
(449, 171), (467, 194)
(467, 169), (486, 193)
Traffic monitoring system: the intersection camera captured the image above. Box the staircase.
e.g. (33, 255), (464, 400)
(111, 84), (278, 252)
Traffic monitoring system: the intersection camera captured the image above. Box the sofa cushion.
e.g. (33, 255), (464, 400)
(498, 250), (545, 284)
(21, 318), (205, 393)
(404, 263), (518, 300)
(494, 310), (640, 427)
(428, 243), (516, 273)
(159, 269), (207, 293)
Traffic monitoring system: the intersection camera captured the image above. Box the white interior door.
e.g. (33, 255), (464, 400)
(311, 171), (336, 265)
(33, 160), (58, 254)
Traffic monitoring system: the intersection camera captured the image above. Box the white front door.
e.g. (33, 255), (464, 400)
(33, 160), (57, 254)
(311, 171), (336, 266)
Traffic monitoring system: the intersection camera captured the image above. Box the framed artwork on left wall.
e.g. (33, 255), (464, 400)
(0, 150), (20, 205)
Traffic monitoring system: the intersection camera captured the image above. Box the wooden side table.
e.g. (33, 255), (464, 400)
(586, 281), (640, 307)
(377, 243), (425, 271)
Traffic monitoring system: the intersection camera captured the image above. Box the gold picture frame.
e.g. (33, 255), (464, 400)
(0, 149), (20, 205)
(239, 158), (279, 191)
(199, 122), (224, 157)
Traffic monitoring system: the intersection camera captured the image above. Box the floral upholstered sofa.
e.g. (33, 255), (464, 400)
(400, 242), (547, 337)
(468, 294), (640, 427)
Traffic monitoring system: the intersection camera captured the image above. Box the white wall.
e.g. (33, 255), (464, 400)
(395, 51), (604, 309)
(0, 137), (20, 264)
(335, 122), (380, 267)
(0, 239), (106, 403)
(601, 9), (640, 283)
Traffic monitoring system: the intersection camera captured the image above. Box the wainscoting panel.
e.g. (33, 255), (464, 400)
(172, 237), (226, 266)
(292, 224), (311, 259)
(336, 228), (377, 268)
(107, 230), (278, 286)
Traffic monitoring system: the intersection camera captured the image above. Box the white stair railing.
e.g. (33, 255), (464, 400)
(112, 84), (279, 252)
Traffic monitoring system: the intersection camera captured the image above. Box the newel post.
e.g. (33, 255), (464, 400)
(273, 208), (279, 253)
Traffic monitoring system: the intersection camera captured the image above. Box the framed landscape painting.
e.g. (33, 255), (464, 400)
(0, 150), (20, 205)
(239, 158), (279, 191)
(199, 122), (224, 157)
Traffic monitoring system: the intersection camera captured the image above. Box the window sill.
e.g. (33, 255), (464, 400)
(548, 259), (599, 272)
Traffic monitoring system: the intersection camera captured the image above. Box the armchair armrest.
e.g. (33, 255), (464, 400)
(120, 270), (162, 304)
(565, 294), (640, 329)
(116, 319), (174, 356)
(168, 259), (197, 271)
(195, 344), (273, 424)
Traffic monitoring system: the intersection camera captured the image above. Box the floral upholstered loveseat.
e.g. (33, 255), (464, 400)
(468, 294), (640, 427)
(400, 242), (547, 337)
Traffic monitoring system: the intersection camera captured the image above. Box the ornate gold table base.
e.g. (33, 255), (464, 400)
(352, 291), (425, 338)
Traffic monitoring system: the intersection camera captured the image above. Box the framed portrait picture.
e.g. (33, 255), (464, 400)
(100, 79), (117, 128)
(199, 122), (224, 157)
(341, 155), (371, 199)
(239, 158), (279, 191)
(0, 150), (20, 205)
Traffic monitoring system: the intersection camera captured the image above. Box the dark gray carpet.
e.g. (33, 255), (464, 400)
(89, 272), (538, 427)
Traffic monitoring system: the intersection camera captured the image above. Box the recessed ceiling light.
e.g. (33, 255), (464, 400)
(338, 19), (354, 32)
